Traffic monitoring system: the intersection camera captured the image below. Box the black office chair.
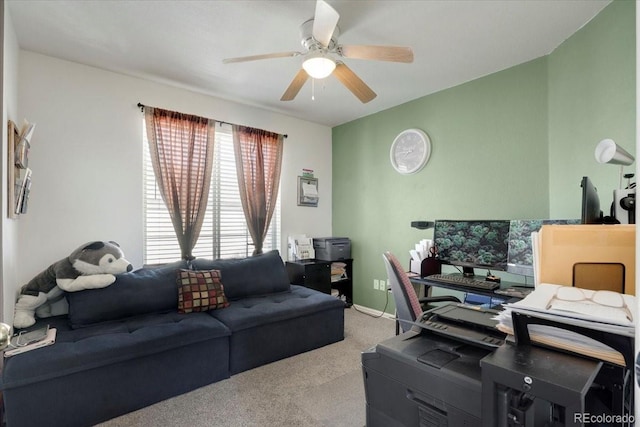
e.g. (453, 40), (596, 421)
(383, 251), (460, 334)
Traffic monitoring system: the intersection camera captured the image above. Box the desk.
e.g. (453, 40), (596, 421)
(391, 275), (526, 336)
(410, 274), (531, 303)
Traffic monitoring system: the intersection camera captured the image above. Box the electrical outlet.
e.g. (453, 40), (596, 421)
(373, 279), (380, 290)
(379, 279), (386, 291)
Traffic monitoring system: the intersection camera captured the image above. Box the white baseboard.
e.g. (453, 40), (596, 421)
(352, 304), (396, 321)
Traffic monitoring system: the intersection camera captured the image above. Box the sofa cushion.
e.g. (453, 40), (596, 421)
(191, 250), (290, 300)
(1, 313), (231, 427)
(177, 269), (229, 313)
(210, 285), (345, 374)
(67, 260), (188, 328)
(208, 285), (345, 332)
(2, 312), (231, 390)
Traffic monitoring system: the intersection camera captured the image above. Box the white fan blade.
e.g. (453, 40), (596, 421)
(340, 45), (414, 63)
(313, 0), (339, 47)
(223, 51), (301, 64)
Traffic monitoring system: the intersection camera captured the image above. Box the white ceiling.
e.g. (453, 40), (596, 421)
(7, 0), (610, 127)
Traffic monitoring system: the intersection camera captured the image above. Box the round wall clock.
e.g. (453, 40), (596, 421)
(389, 128), (431, 174)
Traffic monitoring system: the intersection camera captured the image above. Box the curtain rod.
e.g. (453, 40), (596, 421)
(137, 103), (287, 138)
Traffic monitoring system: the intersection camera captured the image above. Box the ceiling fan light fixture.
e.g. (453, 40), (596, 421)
(302, 52), (336, 79)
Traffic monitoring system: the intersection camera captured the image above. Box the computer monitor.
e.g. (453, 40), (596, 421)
(433, 220), (510, 277)
(507, 219), (580, 277)
(581, 176), (602, 224)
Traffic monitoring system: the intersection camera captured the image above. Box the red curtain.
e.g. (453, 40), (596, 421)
(232, 125), (283, 255)
(145, 107), (215, 260)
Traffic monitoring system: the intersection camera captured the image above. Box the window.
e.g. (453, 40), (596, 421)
(143, 122), (280, 265)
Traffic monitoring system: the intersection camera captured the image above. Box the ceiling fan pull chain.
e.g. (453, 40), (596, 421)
(312, 78), (315, 101)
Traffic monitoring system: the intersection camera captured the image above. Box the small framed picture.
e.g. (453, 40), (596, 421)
(298, 176), (319, 207)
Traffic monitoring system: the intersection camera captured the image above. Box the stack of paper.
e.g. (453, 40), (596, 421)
(330, 262), (348, 282)
(287, 235), (315, 261)
(495, 284), (634, 366)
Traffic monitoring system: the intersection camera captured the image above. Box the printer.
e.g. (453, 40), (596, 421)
(313, 237), (351, 261)
(363, 304), (631, 426)
(362, 329), (489, 426)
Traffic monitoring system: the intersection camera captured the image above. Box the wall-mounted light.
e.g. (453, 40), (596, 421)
(410, 221), (434, 230)
(595, 138), (635, 189)
(302, 51), (336, 79)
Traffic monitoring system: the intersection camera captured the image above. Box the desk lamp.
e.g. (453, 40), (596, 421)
(594, 139), (635, 188)
(595, 139), (635, 224)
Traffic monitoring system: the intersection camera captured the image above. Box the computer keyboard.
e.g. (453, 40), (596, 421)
(426, 274), (500, 291)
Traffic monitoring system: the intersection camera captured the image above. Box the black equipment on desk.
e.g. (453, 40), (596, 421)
(481, 312), (634, 426)
(412, 256), (442, 277)
(362, 330), (492, 427)
(363, 307), (633, 427)
(362, 301), (507, 426)
(427, 273), (501, 290)
(414, 303), (506, 350)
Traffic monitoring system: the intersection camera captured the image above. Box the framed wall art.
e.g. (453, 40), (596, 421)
(297, 176), (318, 207)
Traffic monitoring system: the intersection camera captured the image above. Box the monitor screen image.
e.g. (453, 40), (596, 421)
(433, 220), (510, 274)
(507, 219), (580, 277)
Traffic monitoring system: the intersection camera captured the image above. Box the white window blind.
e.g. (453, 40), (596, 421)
(143, 122), (280, 265)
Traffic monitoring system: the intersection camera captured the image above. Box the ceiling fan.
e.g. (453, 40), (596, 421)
(222, 0), (414, 103)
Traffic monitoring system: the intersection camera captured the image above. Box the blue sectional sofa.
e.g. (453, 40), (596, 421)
(1, 250), (345, 427)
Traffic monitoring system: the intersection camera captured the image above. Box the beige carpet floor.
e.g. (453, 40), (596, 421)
(99, 307), (395, 427)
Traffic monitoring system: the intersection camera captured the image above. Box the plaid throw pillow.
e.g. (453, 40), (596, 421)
(177, 269), (230, 313)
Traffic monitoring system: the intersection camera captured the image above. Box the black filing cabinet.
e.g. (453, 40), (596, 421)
(286, 259), (331, 294)
(286, 259), (353, 306)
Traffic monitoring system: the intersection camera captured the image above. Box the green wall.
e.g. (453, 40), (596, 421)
(548, 0), (635, 218)
(333, 58), (549, 311)
(332, 0), (635, 313)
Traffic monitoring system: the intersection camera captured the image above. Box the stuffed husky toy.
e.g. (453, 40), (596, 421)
(13, 241), (132, 329)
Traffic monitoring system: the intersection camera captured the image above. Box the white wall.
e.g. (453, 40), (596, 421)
(13, 51), (332, 315)
(2, 5), (19, 323)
